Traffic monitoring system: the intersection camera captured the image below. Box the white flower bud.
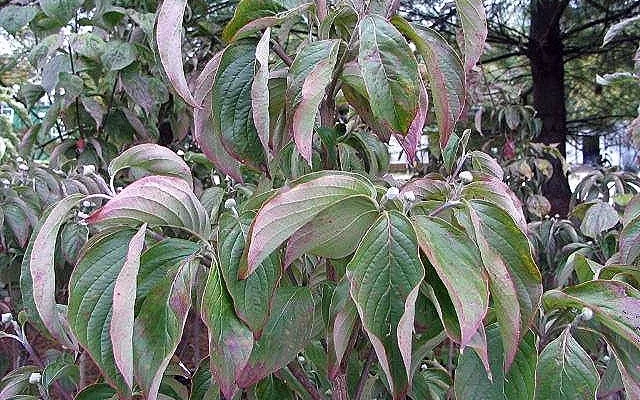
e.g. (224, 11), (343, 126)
(297, 355), (305, 363)
(459, 171), (473, 183)
(28, 373), (41, 384)
(580, 307), (594, 321)
(77, 211), (89, 219)
(82, 200), (92, 208)
(18, 163), (29, 171)
(403, 191), (416, 202)
(212, 175), (221, 185)
(16, 157), (24, 163)
(82, 165), (96, 175)
(1, 313), (12, 323)
(420, 363), (428, 371)
(224, 198), (237, 210)
(385, 187), (400, 200)
(176, 149), (185, 156)
(1, 178), (10, 186)
(53, 169), (64, 175)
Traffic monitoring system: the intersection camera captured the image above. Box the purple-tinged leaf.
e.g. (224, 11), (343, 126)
(284, 195), (378, 267)
(469, 151), (504, 181)
(236, 287), (315, 388)
(602, 325), (640, 398)
(543, 280), (640, 350)
(111, 224), (147, 391)
(392, 17), (464, 148)
(455, 0), (487, 78)
(468, 324), (491, 380)
(461, 176), (527, 230)
(292, 40), (339, 164)
(603, 15), (640, 46)
(327, 277), (358, 378)
(414, 216), (488, 348)
(193, 53), (244, 183)
(394, 74), (428, 163)
(229, 3), (312, 41)
(252, 28), (273, 161)
(580, 201), (619, 239)
(358, 15), (420, 137)
(109, 144), (193, 189)
(201, 258), (253, 399)
(68, 229), (140, 395)
(347, 211), (424, 399)
(222, 0), (286, 43)
(28, 194), (84, 350)
(134, 256), (199, 400)
(243, 171), (376, 277)
(218, 212), (282, 335)
(460, 200), (542, 370)
(87, 175), (209, 237)
(156, 0), (198, 107)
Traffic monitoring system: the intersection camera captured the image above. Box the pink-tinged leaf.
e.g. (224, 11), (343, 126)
(201, 258), (253, 399)
(236, 287), (315, 388)
(392, 17), (465, 148)
(229, 2), (312, 41)
(292, 40), (339, 164)
(469, 151), (504, 181)
(460, 200), (542, 370)
(461, 176), (526, 230)
(111, 224), (146, 391)
(394, 74), (428, 163)
(455, 0), (487, 77)
(328, 278), (358, 378)
(134, 256), (199, 400)
(243, 171), (376, 277)
(108, 144), (193, 189)
(87, 175), (209, 237)
(347, 211), (424, 399)
(414, 216), (488, 348)
(29, 194), (84, 350)
(156, 0), (198, 107)
(467, 324), (492, 381)
(252, 28), (272, 161)
(193, 53), (244, 183)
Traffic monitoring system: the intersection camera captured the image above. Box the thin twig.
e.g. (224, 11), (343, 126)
(353, 348), (375, 400)
(287, 360), (324, 400)
(270, 40), (293, 67)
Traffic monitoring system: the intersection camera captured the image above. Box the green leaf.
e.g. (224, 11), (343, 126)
(200, 187), (225, 223)
(25, 194), (84, 350)
(68, 229), (139, 394)
(251, 28), (272, 161)
(284, 195), (378, 266)
(218, 212), (282, 334)
(190, 357), (219, 400)
(39, 0), (82, 24)
(111, 224), (147, 391)
(60, 222), (88, 265)
(223, 0), (286, 41)
(74, 383), (117, 400)
(410, 366), (451, 400)
(121, 71), (169, 115)
(602, 325), (640, 397)
(292, 40), (340, 163)
(358, 15), (420, 136)
(413, 216), (488, 347)
(108, 144), (193, 189)
(347, 211), (425, 399)
(461, 200), (542, 369)
(236, 287), (315, 388)
(100, 40), (136, 71)
(391, 17), (464, 148)
(543, 280), (640, 350)
(201, 257), (254, 399)
(454, 324), (537, 400)
(244, 171), (376, 276)
(134, 256), (199, 400)
(535, 328), (599, 400)
(461, 177), (527, 229)
(87, 176), (209, 238)
(0, 6), (38, 34)
(580, 201), (619, 238)
(212, 40), (266, 169)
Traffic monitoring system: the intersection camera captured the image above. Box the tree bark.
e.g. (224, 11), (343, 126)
(528, 0), (572, 216)
(582, 135), (600, 165)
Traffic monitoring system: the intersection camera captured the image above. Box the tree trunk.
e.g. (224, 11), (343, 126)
(582, 135), (600, 165)
(528, 0), (572, 217)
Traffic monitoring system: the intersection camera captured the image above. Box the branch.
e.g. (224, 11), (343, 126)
(353, 348), (375, 400)
(270, 40), (293, 67)
(287, 360), (324, 400)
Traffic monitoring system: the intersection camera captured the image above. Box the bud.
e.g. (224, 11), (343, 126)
(459, 171), (473, 184)
(297, 355), (305, 363)
(224, 198), (237, 210)
(385, 187), (400, 200)
(1, 313), (12, 323)
(403, 190), (416, 202)
(16, 156), (24, 163)
(82, 200), (92, 208)
(77, 211), (89, 219)
(212, 175), (221, 185)
(82, 165), (96, 175)
(1, 178), (10, 186)
(176, 149), (185, 156)
(18, 163), (29, 171)
(580, 307), (594, 321)
(28, 373), (41, 384)
(420, 363), (428, 371)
